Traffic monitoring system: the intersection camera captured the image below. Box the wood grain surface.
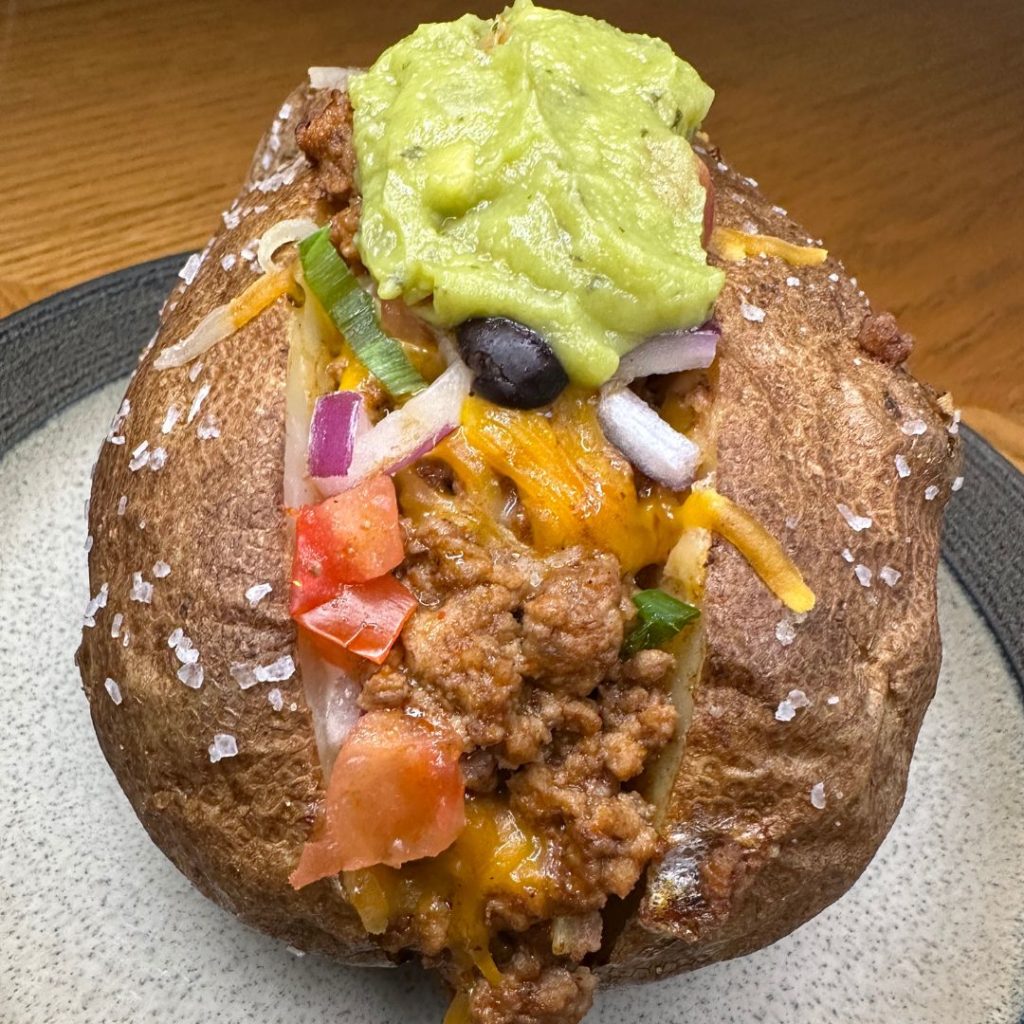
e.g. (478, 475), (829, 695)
(1, 0), (1022, 466)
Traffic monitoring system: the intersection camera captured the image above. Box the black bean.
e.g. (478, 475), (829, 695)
(456, 318), (568, 409)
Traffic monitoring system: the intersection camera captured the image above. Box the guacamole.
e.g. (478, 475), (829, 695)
(349, 0), (724, 386)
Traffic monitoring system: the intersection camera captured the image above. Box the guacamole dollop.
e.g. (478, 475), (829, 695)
(349, 0), (724, 386)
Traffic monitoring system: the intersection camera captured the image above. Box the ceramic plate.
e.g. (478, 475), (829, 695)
(2, 260), (1022, 1024)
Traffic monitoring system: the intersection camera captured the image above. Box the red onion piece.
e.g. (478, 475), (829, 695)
(597, 385), (700, 491)
(308, 392), (365, 478)
(315, 359), (472, 495)
(613, 326), (719, 383)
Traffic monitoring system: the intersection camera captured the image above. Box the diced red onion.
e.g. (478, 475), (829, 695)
(153, 304), (234, 370)
(308, 392), (367, 478)
(315, 360), (472, 495)
(257, 218), (321, 274)
(613, 326), (719, 383)
(597, 385), (700, 491)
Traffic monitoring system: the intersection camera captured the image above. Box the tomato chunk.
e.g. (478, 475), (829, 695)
(289, 711), (466, 887)
(297, 574), (418, 666)
(289, 475), (404, 615)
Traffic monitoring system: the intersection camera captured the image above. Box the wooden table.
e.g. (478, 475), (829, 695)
(2, 0), (1022, 467)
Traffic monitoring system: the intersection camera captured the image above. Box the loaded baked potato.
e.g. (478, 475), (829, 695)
(77, 4), (962, 1022)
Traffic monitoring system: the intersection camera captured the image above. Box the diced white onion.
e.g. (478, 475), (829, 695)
(597, 385), (700, 491)
(613, 327), (719, 383)
(297, 634), (365, 780)
(308, 66), (361, 91)
(153, 304), (234, 370)
(257, 218), (321, 275)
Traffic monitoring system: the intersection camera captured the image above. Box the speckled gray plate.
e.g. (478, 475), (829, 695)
(2, 259), (1023, 1024)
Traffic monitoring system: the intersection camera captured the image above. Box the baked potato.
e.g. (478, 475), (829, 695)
(77, 5), (961, 1022)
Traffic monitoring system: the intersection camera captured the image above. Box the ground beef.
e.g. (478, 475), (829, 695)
(361, 501), (680, 1019)
(296, 91), (362, 264)
(858, 311), (914, 365)
(296, 90), (357, 199)
(465, 947), (597, 1024)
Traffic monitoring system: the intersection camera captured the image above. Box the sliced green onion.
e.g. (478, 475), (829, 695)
(623, 589), (700, 656)
(298, 227), (425, 397)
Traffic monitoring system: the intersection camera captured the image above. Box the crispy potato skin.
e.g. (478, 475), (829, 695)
(78, 87), (387, 965)
(603, 154), (961, 980)
(79, 90), (960, 976)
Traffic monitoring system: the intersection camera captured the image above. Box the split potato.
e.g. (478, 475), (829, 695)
(77, 80), (961, 1006)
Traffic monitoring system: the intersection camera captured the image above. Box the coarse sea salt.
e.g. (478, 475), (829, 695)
(130, 572), (154, 604)
(148, 447), (168, 471)
(188, 361), (204, 383)
(85, 535), (94, 553)
(895, 454), (911, 478)
(841, 548), (854, 563)
(952, 475), (964, 492)
(925, 485), (940, 501)
(221, 253), (237, 272)
(255, 655), (295, 683)
(187, 383), (211, 424)
(828, 272), (839, 283)
(949, 410), (961, 435)
(785, 276), (800, 287)
(168, 627), (184, 648)
(230, 663), (259, 689)
(153, 560), (171, 579)
(810, 782), (827, 809)
(854, 564), (873, 587)
(83, 582), (110, 627)
(222, 208), (241, 230)
(879, 565), (902, 587)
(197, 415), (221, 440)
(268, 688), (284, 711)
(161, 406), (182, 434)
(901, 418), (927, 436)
(740, 301), (765, 323)
(775, 690), (810, 722)
(104, 678), (123, 705)
(111, 612), (124, 639)
(208, 733), (238, 763)
(245, 582), (273, 607)
(117, 495), (128, 516)
(837, 503), (872, 531)
(128, 441), (150, 471)
(179, 253), (203, 286)
(240, 247), (256, 263)
(775, 620), (796, 647)
(177, 663), (204, 689)
(826, 694), (840, 706)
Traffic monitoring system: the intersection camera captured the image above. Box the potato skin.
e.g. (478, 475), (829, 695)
(78, 88), (387, 965)
(78, 89), (960, 978)
(603, 151), (960, 980)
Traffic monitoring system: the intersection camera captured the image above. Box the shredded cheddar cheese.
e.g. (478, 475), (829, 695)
(344, 798), (554, 986)
(228, 266), (300, 329)
(680, 488), (816, 613)
(710, 226), (828, 267)
(460, 390), (682, 572)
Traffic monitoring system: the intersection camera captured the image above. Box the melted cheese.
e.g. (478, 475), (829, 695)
(460, 390), (682, 572)
(228, 266), (300, 328)
(710, 226), (828, 267)
(344, 798), (555, 984)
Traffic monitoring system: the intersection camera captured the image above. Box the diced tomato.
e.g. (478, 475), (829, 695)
(289, 475), (404, 615)
(289, 710), (466, 887)
(297, 574), (418, 666)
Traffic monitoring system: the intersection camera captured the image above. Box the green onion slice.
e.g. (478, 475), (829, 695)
(623, 588), (700, 656)
(298, 227), (425, 397)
